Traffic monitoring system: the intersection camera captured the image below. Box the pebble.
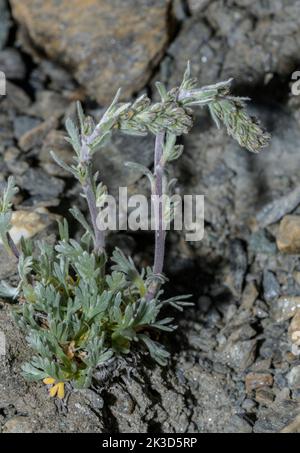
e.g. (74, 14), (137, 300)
(0, 0), (11, 49)
(271, 296), (300, 322)
(241, 281), (259, 309)
(263, 270), (280, 304)
(289, 310), (300, 347)
(3, 81), (31, 113)
(245, 372), (273, 393)
(188, 0), (210, 15)
(256, 186), (300, 229)
(18, 116), (59, 152)
(242, 398), (256, 411)
(248, 230), (277, 255)
(13, 115), (41, 140)
(2, 416), (33, 433)
(287, 365), (300, 389)
(16, 168), (64, 200)
(281, 414), (300, 433)
(225, 239), (248, 296)
(255, 388), (274, 406)
(217, 339), (257, 371)
(0, 210), (47, 245)
(253, 299), (269, 319)
(225, 415), (252, 433)
(0, 48), (26, 80)
(28, 90), (70, 120)
(277, 215), (300, 254)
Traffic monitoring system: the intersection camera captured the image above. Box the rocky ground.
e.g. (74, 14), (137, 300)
(1, 0), (300, 433)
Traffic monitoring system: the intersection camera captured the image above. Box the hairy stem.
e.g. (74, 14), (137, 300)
(83, 172), (105, 255)
(153, 131), (166, 276)
(146, 131), (166, 301)
(81, 138), (106, 255)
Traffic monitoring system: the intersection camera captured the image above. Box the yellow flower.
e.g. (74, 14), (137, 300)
(43, 378), (65, 399)
(43, 377), (55, 385)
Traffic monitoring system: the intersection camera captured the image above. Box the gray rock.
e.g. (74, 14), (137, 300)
(164, 0), (300, 89)
(0, 48), (26, 80)
(16, 168), (65, 200)
(13, 115), (41, 140)
(216, 339), (257, 371)
(256, 186), (300, 229)
(10, 0), (171, 105)
(2, 416), (33, 433)
(1, 81), (31, 113)
(271, 296), (300, 322)
(188, 0), (210, 15)
(254, 399), (300, 433)
(248, 230), (277, 255)
(263, 270), (280, 303)
(225, 414), (253, 433)
(0, 0), (11, 50)
(226, 239), (248, 296)
(28, 90), (70, 120)
(287, 366), (300, 389)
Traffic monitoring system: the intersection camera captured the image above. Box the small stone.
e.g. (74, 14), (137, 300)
(0, 210), (47, 245)
(287, 365), (300, 389)
(0, 48), (26, 80)
(250, 358), (272, 372)
(255, 388), (274, 406)
(16, 168), (64, 200)
(188, 0), (210, 14)
(4, 147), (29, 175)
(245, 372), (273, 393)
(225, 239), (248, 297)
(263, 270), (280, 304)
(10, 0), (171, 104)
(18, 116), (59, 152)
(256, 187), (300, 230)
(241, 281), (258, 309)
(254, 398), (300, 433)
(281, 414), (300, 433)
(248, 230), (277, 255)
(225, 415), (252, 433)
(242, 398), (256, 411)
(0, 0), (11, 50)
(2, 81), (31, 113)
(2, 416), (33, 433)
(217, 339), (257, 371)
(253, 299), (269, 319)
(13, 115), (41, 140)
(4, 146), (20, 162)
(277, 215), (300, 254)
(289, 310), (300, 347)
(28, 90), (70, 120)
(271, 296), (300, 322)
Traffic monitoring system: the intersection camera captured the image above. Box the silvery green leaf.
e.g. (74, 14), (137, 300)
(65, 118), (81, 156)
(0, 280), (19, 299)
(138, 334), (170, 366)
(50, 150), (78, 178)
(155, 81), (168, 102)
(0, 176), (18, 213)
(76, 101), (85, 134)
(57, 218), (69, 242)
(124, 162), (154, 186)
(69, 206), (95, 239)
(89, 131), (111, 153)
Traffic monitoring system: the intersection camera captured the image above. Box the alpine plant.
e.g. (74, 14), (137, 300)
(0, 64), (270, 399)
